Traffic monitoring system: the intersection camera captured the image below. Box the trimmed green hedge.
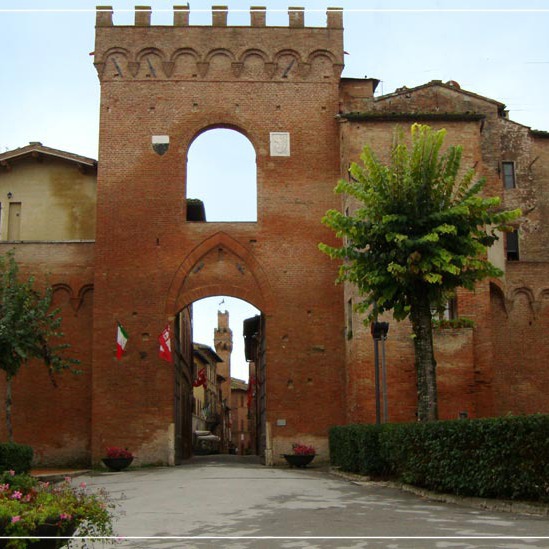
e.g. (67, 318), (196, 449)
(329, 423), (388, 476)
(0, 443), (34, 474)
(330, 415), (549, 502)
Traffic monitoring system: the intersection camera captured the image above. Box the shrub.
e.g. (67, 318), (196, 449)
(0, 443), (33, 474)
(330, 424), (387, 476)
(330, 425), (363, 473)
(0, 473), (115, 548)
(330, 414), (549, 502)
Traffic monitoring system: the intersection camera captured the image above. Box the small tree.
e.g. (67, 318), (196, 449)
(320, 124), (520, 421)
(0, 252), (79, 441)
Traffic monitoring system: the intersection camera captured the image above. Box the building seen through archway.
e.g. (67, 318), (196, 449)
(175, 297), (263, 460)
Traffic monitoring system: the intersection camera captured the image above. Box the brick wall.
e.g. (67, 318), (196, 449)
(0, 243), (94, 466)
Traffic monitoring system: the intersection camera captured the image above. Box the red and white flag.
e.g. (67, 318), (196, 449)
(158, 324), (173, 363)
(116, 322), (129, 360)
(193, 368), (207, 388)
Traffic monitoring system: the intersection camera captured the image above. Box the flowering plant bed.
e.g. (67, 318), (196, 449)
(0, 471), (115, 549)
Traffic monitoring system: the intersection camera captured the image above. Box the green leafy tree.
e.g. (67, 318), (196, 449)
(0, 252), (79, 442)
(320, 124), (521, 421)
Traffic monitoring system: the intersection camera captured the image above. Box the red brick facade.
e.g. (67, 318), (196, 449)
(0, 7), (548, 466)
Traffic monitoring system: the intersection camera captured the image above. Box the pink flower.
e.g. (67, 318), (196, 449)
(59, 513), (72, 521)
(79, 481), (87, 489)
(0, 483), (10, 492)
(64, 476), (72, 483)
(11, 491), (23, 500)
(23, 494), (32, 502)
(11, 516), (21, 523)
(8, 470), (15, 477)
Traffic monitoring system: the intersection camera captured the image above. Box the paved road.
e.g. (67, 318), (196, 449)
(75, 455), (549, 549)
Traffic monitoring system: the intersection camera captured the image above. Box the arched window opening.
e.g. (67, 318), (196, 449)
(186, 129), (257, 222)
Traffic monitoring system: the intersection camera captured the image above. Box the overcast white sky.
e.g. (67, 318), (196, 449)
(1, 0), (548, 379)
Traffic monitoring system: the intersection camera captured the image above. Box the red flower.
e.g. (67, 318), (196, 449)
(292, 443), (315, 456)
(105, 447), (133, 459)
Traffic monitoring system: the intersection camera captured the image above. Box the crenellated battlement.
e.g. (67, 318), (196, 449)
(94, 6), (344, 83)
(95, 5), (343, 29)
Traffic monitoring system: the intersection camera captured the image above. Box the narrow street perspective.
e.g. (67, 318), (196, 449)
(75, 456), (549, 549)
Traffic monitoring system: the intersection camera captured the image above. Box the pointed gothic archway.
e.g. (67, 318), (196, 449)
(166, 231), (274, 317)
(166, 231), (272, 462)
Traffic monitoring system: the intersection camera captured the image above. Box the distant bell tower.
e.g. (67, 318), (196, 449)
(214, 310), (233, 403)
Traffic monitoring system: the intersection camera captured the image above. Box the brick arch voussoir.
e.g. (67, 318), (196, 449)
(239, 48), (269, 63)
(136, 47), (165, 63)
(165, 232), (273, 316)
(205, 48), (236, 63)
(274, 49), (302, 64)
(77, 283), (94, 301)
(510, 286), (535, 305)
(100, 47), (130, 64)
(170, 47), (200, 63)
(536, 287), (549, 302)
(506, 285), (537, 318)
(489, 280), (508, 317)
(75, 284), (94, 313)
(307, 49), (337, 64)
(51, 283), (74, 299)
(51, 282), (79, 313)
(176, 284), (264, 314)
(183, 119), (259, 159)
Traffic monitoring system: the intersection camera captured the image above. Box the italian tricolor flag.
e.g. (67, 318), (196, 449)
(116, 322), (129, 360)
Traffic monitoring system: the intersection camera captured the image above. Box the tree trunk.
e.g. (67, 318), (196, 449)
(6, 373), (13, 442)
(410, 288), (438, 421)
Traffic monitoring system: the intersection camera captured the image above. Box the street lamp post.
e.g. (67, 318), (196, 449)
(371, 321), (390, 424)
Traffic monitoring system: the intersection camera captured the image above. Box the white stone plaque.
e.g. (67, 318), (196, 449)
(270, 132), (290, 157)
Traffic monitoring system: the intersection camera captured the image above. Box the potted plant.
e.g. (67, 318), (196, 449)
(102, 447), (134, 472)
(282, 443), (316, 468)
(0, 470), (115, 548)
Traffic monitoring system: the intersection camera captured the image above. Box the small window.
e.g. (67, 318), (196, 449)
(431, 298), (457, 321)
(506, 230), (520, 261)
(502, 162), (516, 190)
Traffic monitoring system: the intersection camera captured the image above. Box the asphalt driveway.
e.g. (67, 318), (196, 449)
(74, 455), (549, 548)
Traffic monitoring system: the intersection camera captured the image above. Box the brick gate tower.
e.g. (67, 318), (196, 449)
(214, 310), (232, 404)
(92, 5), (346, 465)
